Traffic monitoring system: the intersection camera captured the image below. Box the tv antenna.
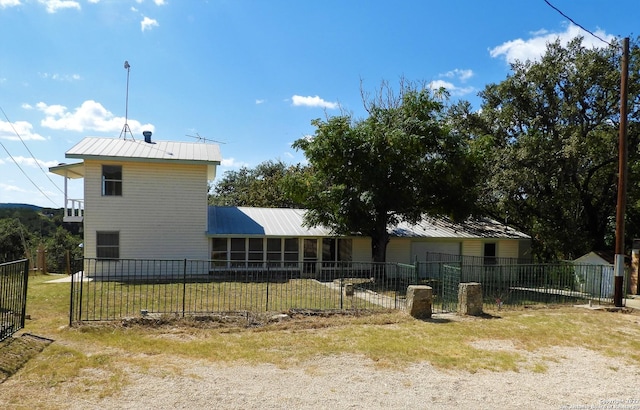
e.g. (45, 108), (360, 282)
(185, 133), (226, 144)
(119, 60), (135, 140)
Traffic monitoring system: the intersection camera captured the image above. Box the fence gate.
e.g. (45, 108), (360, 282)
(440, 264), (461, 313)
(0, 259), (29, 342)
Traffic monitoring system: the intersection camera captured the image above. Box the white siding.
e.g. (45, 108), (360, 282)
(498, 240), (520, 259)
(410, 241), (461, 261)
(386, 238), (411, 263)
(352, 237), (371, 262)
(462, 240), (483, 257)
(84, 160), (209, 260)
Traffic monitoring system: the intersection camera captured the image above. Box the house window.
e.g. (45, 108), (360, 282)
(97, 231), (119, 259)
(283, 238), (298, 265)
(266, 238), (282, 262)
(102, 165), (122, 196)
(214, 238), (299, 266)
(484, 243), (497, 265)
(248, 238), (263, 264)
(230, 238), (246, 266)
(322, 238), (352, 262)
(211, 238), (227, 266)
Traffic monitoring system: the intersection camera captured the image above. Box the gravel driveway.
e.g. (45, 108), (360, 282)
(35, 346), (637, 409)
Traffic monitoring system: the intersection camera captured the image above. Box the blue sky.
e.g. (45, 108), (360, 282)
(0, 0), (637, 207)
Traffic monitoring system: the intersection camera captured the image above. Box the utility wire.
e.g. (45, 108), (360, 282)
(543, 0), (614, 46)
(0, 106), (64, 195)
(0, 106), (58, 205)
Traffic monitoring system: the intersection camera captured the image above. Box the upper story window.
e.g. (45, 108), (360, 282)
(102, 165), (122, 196)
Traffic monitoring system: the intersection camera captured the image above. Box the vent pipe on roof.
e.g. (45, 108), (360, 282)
(143, 130), (152, 143)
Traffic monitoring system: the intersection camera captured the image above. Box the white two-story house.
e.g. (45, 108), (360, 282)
(50, 134), (531, 275)
(50, 133), (222, 261)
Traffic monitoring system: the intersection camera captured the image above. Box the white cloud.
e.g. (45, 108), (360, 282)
(141, 16), (159, 32)
(39, 72), (81, 82)
(490, 23), (615, 64)
(0, 120), (46, 141)
(255, 99), (265, 105)
(292, 95), (338, 109)
(37, 0), (80, 13)
(0, 182), (26, 193)
(35, 100), (154, 135)
(428, 80), (474, 97)
(0, 0), (21, 8)
(154, 0), (166, 5)
(220, 157), (249, 168)
(441, 69), (474, 82)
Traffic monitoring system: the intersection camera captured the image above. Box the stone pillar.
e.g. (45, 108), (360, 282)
(458, 282), (483, 316)
(406, 285), (432, 319)
(344, 282), (354, 296)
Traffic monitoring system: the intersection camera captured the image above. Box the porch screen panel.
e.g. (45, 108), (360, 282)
(211, 238), (227, 266)
(230, 238), (245, 265)
(248, 238), (263, 263)
(267, 238), (281, 262)
(284, 238), (299, 265)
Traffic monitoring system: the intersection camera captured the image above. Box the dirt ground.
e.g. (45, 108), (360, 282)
(1, 321), (640, 409)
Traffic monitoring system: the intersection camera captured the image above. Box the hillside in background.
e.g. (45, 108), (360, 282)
(0, 203), (43, 211)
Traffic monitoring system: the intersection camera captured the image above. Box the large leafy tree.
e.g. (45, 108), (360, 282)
(292, 81), (480, 262)
(209, 160), (307, 208)
(469, 37), (640, 260)
(0, 219), (30, 262)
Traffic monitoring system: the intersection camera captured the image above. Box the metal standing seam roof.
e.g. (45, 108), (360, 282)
(65, 137), (222, 163)
(207, 206), (530, 239)
(208, 207), (331, 236)
(390, 216), (530, 239)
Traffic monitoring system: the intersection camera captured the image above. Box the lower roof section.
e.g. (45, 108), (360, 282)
(207, 206), (530, 240)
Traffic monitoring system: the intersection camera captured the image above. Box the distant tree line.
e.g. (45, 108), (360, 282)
(210, 36), (640, 262)
(0, 207), (82, 272)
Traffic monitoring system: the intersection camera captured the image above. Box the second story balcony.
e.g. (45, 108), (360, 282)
(49, 162), (85, 224)
(64, 199), (84, 223)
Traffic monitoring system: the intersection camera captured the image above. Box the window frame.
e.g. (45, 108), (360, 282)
(96, 231), (120, 259)
(484, 242), (497, 265)
(102, 165), (122, 196)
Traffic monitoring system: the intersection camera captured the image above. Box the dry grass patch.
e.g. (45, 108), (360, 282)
(3, 273), (640, 407)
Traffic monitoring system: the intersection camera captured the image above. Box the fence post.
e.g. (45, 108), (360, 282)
(265, 264), (270, 312)
(182, 259), (187, 318)
(20, 259), (29, 330)
(340, 277), (344, 310)
(69, 261), (75, 327)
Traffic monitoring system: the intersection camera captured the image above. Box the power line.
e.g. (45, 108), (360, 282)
(0, 106), (59, 205)
(0, 106), (64, 195)
(543, 0), (614, 46)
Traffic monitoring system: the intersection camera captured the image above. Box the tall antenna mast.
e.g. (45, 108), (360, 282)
(119, 60), (134, 140)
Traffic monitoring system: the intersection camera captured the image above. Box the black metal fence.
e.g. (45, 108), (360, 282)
(69, 256), (623, 325)
(0, 259), (29, 341)
(419, 253), (625, 310)
(69, 259), (414, 325)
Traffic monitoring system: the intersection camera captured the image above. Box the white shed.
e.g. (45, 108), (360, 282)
(573, 251), (615, 298)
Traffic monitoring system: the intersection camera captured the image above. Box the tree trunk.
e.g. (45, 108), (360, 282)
(370, 216), (389, 263)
